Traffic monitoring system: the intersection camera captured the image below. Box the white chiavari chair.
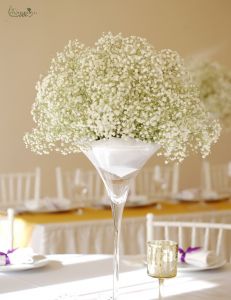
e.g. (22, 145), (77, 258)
(201, 160), (231, 196)
(0, 168), (41, 249)
(0, 168), (41, 210)
(146, 213), (231, 263)
(135, 163), (180, 200)
(55, 167), (106, 206)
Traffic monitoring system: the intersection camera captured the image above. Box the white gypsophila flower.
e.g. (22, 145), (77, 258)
(188, 59), (231, 131)
(23, 33), (221, 161)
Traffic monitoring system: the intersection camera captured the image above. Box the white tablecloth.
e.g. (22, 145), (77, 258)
(0, 254), (230, 300)
(30, 210), (231, 255)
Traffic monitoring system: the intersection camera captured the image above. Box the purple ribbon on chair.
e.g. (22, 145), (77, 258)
(178, 247), (201, 263)
(0, 249), (17, 265)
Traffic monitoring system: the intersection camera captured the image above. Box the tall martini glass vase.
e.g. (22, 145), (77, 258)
(82, 138), (160, 300)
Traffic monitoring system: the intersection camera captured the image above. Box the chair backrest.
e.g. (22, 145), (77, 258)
(55, 167), (106, 204)
(0, 168), (41, 249)
(201, 160), (231, 195)
(146, 213), (231, 262)
(135, 163), (179, 199)
(0, 168), (41, 210)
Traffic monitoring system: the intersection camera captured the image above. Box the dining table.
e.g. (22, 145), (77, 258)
(9, 199), (231, 255)
(0, 254), (230, 299)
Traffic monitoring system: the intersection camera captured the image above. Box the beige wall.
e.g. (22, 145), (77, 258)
(0, 0), (230, 196)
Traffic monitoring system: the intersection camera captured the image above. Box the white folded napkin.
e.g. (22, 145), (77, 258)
(99, 194), (148, 206)
(201, 190), (219, 199)
(46, 197), (71, 210)
(25, 197), (71, 211)
(127, 194), (148, 203)
(0, 247), (36, 265)
(177, 188), (199, 200)
(179, 247), (222, 267)
(176, 189), (218, 200)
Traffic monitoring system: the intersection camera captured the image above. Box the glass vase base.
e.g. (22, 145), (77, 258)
(97, 293), (113, 300)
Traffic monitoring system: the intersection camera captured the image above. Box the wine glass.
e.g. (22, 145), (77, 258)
(147, 240), (178, 299)
(72, 169), (88, 214)
(152, 166), (168, 209)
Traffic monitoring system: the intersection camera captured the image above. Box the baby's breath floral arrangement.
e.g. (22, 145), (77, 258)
(188, 59), (231, 131)
(24, 33), (221, 161)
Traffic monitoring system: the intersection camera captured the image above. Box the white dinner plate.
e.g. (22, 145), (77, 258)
(17, 203), (81, 214)
(94, 199), (159, 209)
(125, 199), (159, 208)
(175, 193), (230, 203)
(0, 256), (49, 272)
(178, 259), (226, 272)
(122, 255), (226, 272)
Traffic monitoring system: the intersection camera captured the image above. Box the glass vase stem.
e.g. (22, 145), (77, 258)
(158, 278), (164, 300)
(111, 201), (125, 300)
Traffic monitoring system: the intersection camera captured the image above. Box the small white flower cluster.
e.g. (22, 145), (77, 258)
(24, 33), (221, 161)
(189, 59), (231, 131)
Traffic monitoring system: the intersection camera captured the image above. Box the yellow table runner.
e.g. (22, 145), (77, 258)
(16, 200), (231, 224)
(13, 200), (231, 248)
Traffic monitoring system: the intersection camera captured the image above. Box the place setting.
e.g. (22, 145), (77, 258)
(174, 188), (231, 204)
(122, 243), (226, 272)
(0, 247), (50, 272)
(92, 194), (161, 210)
(17, 197), (80, 214)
